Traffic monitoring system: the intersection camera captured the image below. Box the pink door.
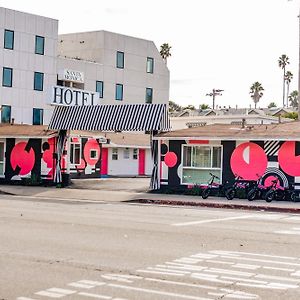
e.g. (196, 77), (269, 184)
(101, 148), (108, 176)
(138, 149), (145, 175)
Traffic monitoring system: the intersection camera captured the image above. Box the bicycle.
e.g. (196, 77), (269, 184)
(247, 174), (270, 201)
(201, 173), (224, 199)
(225, 174), (252, 200)
(265, 178), (295, 202)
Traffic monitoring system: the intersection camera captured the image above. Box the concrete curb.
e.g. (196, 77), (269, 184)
(129, 198), (300, 214)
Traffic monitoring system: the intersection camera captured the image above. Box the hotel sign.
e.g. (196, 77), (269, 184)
(58, 69), (84, 83)
(48, 86), (100, 106)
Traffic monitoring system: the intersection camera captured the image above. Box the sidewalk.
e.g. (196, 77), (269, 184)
(1, 183), (300, 213)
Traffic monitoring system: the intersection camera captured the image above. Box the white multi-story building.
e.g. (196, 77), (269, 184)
(0, 7), (170, 125)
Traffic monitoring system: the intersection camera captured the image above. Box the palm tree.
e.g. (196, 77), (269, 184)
(278, 54), (290, 107)
(288, 90), (299, 108)
(249, 82), (264, 109)
(268, 102), (277, 109)
(285, 71), (293, 107)
(160, 43), (172, 64)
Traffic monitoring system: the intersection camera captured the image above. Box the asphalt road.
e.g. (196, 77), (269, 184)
(1, 195), (300, 300)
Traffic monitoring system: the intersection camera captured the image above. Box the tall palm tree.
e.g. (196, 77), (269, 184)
(288, 90), (299, 108)
(278, 54), (290, 107)
(285, 71), (293, 107)
(250, 82), (264, 109)
(160, 43), (172, 64)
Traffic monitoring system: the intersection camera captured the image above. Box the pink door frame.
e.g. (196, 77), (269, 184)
(138, 149), (145, 175)
(101, 148), (108, 176)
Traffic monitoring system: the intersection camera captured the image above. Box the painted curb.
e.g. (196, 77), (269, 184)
(129, 198), (300, 214)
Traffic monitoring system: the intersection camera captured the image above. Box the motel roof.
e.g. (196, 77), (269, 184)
(155, 121), (300, 141)
(0, 124), (58, 138)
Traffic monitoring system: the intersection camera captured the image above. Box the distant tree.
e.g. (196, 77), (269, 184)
(268, 102), (277, 109)
(249, 82), (264, 109)
(283, 112), (298, 120)
(169, 100), (182, 112)
(200, 103), (210, 110)
(183, 105), (196, 110)
(160, 43), (172, 64)
(285, 71), (293, 107)
(278, 54), (290, 107)
(288, 90), (299, 108)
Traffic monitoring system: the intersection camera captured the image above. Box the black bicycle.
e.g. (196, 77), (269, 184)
(201, 173), (223, 199)
(265, 178), (296, 202)
(247, 174), (270, 201)
(225, 174), (251, 200)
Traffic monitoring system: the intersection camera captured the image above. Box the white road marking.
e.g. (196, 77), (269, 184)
(236, 283), (287, 290)
(291, 270), (300, 276)
(35, 291), (63, 298)
(145, 277), (217, 290)
(172, 215), (255, 226)
(220, 276), (268, 284)
(147, 266), (190, 274)
(79, 280), (106, 286)
(47, 288), (76, 295)
(163, 262), (207, 272)
(78, 292), (111, 299)
(191, 253), (218, 259)
(136, 269), (184, 276)
(232, 263), (260, 270)
(275, 230), (300, 235)
(206, 260), (235, 265)
(101, 274), (133, 283)
(174, 258), (201, 264)
(204, 267), (255, 277)
(17, 298), (37, 300)
(68, 282), (94, 289)
(269, 282), (298, 289)
(263, 266), (295, 272)
(191, 273), (233, 284)
(255, 274), (300, 282)
(107, 283), (213, 300)
(285, 216), (300, 221)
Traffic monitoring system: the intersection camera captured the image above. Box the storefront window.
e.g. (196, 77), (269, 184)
(70, 143), (81, 165)
(182, 145), (222, 184)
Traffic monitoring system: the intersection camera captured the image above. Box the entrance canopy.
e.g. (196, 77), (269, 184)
(48, 103), (170, 132)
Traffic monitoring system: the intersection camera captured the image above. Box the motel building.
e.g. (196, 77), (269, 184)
(155, 122), (300, 196)
(0, 7), (169, 184)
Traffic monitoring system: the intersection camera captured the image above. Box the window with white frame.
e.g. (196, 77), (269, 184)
(112, 148), (118, 160)
(90, 149), (98, 159)
(123, 148), (130, 159)
(133, 148), (138, 160)
(70, 142), (81, 165)
(0, 142), (4, 176)
(182, 145), (222, 184)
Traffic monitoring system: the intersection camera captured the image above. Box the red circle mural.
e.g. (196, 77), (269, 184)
(278, 141), (300, 176)
(230, 142), (267, 180)
(164, 152), (177, 168)
(83, 139), (101, 166)
(11, 142), (35, 176)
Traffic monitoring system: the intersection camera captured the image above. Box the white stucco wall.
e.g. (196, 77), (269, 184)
(0, 7), (58, 125)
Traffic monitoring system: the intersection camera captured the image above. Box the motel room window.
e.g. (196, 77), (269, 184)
(182, 145), (222, 185)
(1, 105), (11, 123)
(145, 87), (153, 103)
(123, 148), (130, 159)
(112, 148), (118, 160)
(70, 142), (81, 165)
(90, 149), (98, 159)
(146, 57), (154, 73)
(0, 142), (4, 176)
(116, 51), (124, 68)
(115, 84), (123, 101)
(35, 35), (45, 55)
(96, 80), (104, 98)
(33, 108), (43, 125)
(2, 67), (13, 87)
(34, 72), (44, 91)
(133, 148), (138, 160)
(4, 29), (14, 50)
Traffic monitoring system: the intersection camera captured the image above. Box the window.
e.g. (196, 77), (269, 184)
(4, 29), (14, 50)
(123, 148), (130, 159)
(0, 142), (4, 176)
(116, 51), (124, 68)
(133, 148), (138, 160)
(2, 67), (12, 87)
(33, 108), (43, 125)
(1, 105), (11, 123)
(146, 57), (154, 73)
(70, 143), (81, 165)
(34, 72), (44, 91)
(115, 84), (123, 101)
(90, 150), (98, 159)
(35, 35), (45, 55)
(182, 145), (222, 184)
(96, 81), (104, 98)
(145, 88), (153, 103)
(112, 148), (118, 160)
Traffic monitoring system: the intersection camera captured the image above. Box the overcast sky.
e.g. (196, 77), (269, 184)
(1, 0), (300, 109)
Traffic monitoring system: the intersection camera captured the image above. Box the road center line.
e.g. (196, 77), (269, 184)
(172, 215), (256, 226)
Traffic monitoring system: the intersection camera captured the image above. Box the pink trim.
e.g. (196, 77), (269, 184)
(101, 148), (108, 175)
(188, 140), (209, 144)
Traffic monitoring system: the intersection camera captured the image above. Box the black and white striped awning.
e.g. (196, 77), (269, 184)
(48, 103), (170, 132)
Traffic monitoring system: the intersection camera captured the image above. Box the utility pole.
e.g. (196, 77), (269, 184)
(206, 89), (224, 110)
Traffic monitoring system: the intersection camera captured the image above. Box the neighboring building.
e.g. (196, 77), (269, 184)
(154, 122), (300, 195)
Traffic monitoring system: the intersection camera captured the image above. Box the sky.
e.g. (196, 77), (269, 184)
(1, 0), (300, 109)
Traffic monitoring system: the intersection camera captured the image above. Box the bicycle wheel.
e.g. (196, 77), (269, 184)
(247, 189), (256, 201)
(225, 188), (235, 200)
(202, 188), (210, 199)
(265, 190), (274, 203)
(290, 192), (296, 202)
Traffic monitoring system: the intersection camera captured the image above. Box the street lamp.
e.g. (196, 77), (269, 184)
(206, 89), (224, 110)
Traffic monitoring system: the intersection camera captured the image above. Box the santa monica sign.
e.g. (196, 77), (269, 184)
(49, 86), (100, 106)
